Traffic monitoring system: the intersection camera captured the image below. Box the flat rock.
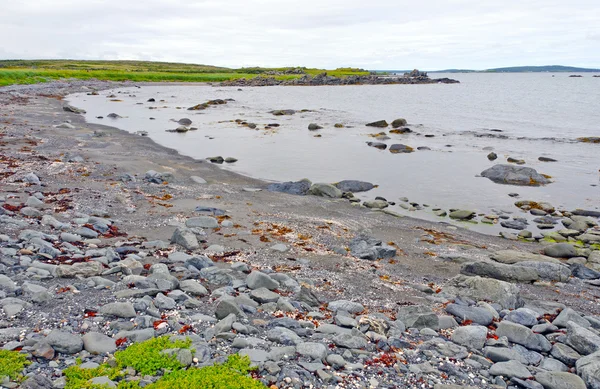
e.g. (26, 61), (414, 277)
(334, 180), (375, 193)
(575, 350), (600, 389)
(535, 371), (586, 389)
(185, 216), (218, 229)
(445, 304), (494, 326)
(481, 164), (550, 186)
(566, 321), (600, 355)
(460, 261), (539, 283)
(451, 325), (488, 350)
(246, 271), (279, 290)
(82, 332), (117, 354)
(45, 330), (83, 354)
(491, 250), (561, 265)
(444, 275), (522, 309)
(99, 302), (136, 318)
(489, 360), (531, 379)
(544, 243), (579, 258)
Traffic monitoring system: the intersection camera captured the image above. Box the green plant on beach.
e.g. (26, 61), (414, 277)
(63, 364), (122, 389)
(143, 354), (265, 389)
(0, 350), (30, 382)
(114, 336), (192, 375)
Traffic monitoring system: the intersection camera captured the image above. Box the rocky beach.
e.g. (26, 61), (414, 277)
(2, 80), (600, 389)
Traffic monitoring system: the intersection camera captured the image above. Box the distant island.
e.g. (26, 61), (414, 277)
(435, 65), (600, 73)
(376, 65), (600, 74)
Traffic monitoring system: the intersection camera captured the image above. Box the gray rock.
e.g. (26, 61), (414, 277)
(214, 313), (236, 334)
(333, 333), (367, 349)
(170, 227), (199, 250)
(449, 210), (476, 220)
(565, 321), (600, 355)
(90, 377), (116, 388)
(445, 304), (494, 326)
(328, 300), (364, 314)
(544, 243), (579, 258)
(215, 299), (244, 320)
(576, 350), (600, 389)
(239, 348), (269, 363)
(396, 305), (439, 329)
(154, 293), (177, 310)
(551, 343), (581, 367)
(496, 321), (552, 352)
(460, 261), (539, 283)
(540, 358), (569, 372)
(249, 288), (281, 304)
(308, 123), (323, 130)
(481, 164), (550, 186)
(23, 172), (41, 184)
(518, 261), (571, 282)
(334, 180), (375, 193)
(267, 327), (303, 345)
(491, 250), (560, 265)
(267, 180), (311, 196)
(56, 262), (104, 278)
(451, 325), (488, 350)
(270, 244), (289, 253)
(82, 332), (117, 354)
(0, 275), (17, 293)
(296, 342), (327, 360)
(535, 371), (586, 389)
(99, 302), (136, 318)
(45, 330), (83, 354)
(179, 280), (208, 297)
(246, 271), (279, 290)
(553, 308), (590, 328)
(505, 308), (539, 327)
(444, 275), (522, 309)
(489, 360), (532, 379)
(308, 183), (343, 198)
(483, 347), (529, 365)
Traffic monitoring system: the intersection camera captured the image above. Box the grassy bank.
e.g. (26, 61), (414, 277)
(0, 60), (369, 86)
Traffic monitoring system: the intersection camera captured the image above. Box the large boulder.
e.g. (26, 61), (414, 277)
(396, 305), (439, 329)
(308, 183), (343, 198)
(45, 330), (83, 354)
(535, 371), (586, 389)
(566, 322), (600, 355)
(576, 350), (600, 389)
(267, 180), (311, 195)
(444, 275), (522, 309)
(334, 180), (374, 193)
(481, 164), (550, 186)
(460, 261), (539, 283)
(170, 227), (199, 250)
(544, 243), (579, 258)
(491, 250), (561, 265)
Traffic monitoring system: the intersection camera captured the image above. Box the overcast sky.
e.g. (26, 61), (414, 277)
(2, 0), (599, 70)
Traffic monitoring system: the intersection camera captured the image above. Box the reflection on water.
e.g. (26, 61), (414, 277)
(67, 73), (600, 234)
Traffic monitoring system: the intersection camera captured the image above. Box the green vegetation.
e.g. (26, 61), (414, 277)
(114, 336), (192, 375)
(0, 350), (30, 382)
(61, 337), (266, 389)
(142, 355), (265, 389)
(0, 59), (369, 86)
(63, 364), (122, 389)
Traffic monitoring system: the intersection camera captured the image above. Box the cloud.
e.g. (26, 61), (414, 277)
(1, 0), (599, 69)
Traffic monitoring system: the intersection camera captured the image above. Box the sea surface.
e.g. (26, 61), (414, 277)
(67, 73), (600, 234)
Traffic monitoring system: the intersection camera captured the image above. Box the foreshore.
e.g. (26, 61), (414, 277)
(1, 80), (600, 389)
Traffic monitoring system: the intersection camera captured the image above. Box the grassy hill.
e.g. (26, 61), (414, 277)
(0, 60), (370, 86)
(430, 65), (600, 73)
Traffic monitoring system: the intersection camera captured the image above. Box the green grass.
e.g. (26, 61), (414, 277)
(0, 350), (30, 382)
(0, 60), (369, 87)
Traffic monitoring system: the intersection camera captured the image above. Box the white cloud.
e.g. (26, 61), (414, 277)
(1, 0), (599, 69)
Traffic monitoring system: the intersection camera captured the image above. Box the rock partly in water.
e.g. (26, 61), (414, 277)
(366, 120), (388, 128)
(334, 180), (375, 193)
(480, 164), (550, 186)
(267, 180), (311, 195)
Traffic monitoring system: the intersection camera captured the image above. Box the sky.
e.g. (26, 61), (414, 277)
(1, 0), (599, 70)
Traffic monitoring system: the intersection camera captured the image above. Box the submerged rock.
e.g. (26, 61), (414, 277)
(366, 120), (388, 128)
(389, 144), (414, 154)
(480, 164), (550, 186)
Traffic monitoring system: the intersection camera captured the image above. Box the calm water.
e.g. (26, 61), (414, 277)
(67, 73), (600, 234)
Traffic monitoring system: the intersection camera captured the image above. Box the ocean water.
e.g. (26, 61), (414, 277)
(67, 73), (600, 234)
